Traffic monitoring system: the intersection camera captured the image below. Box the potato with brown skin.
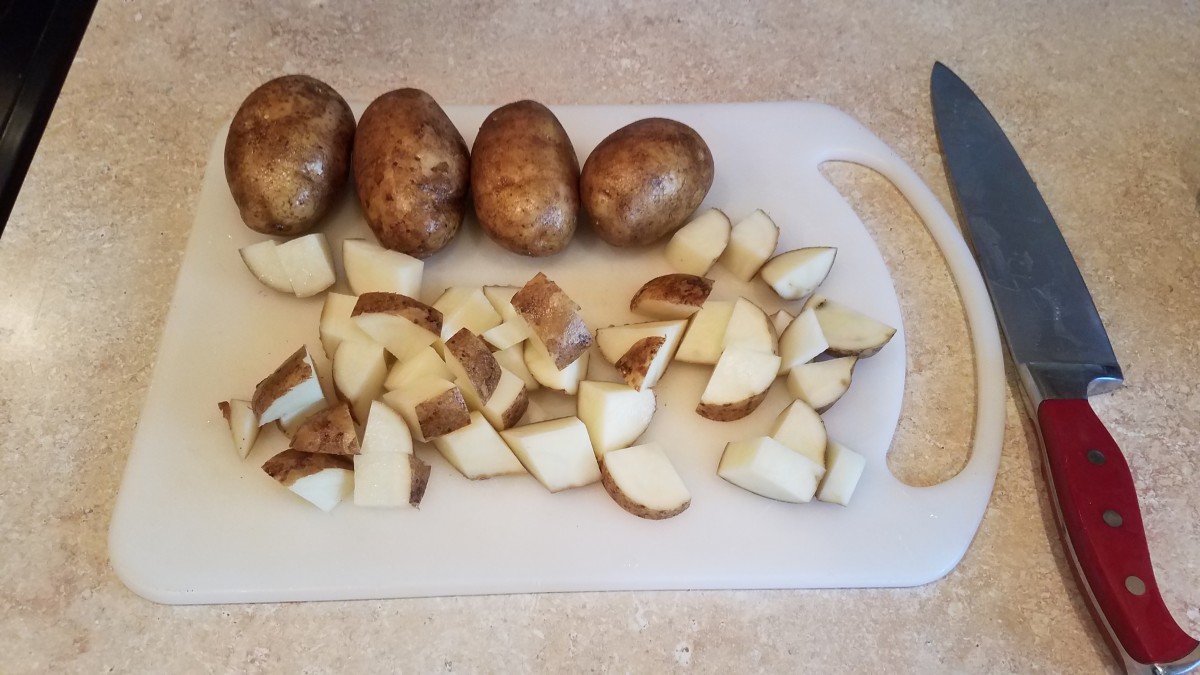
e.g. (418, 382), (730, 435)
(580, 118), (714, 247)
(599, 461), (690, 520)
(353, 89), (470, 258)
(444, 328), (502, 402)
(351, 292), (443, 335)
(490, 385), (529, 430)
(224, 75), (355, 236)
(614, 336), (665, 391)
(510, 272), (592, 369)
(629, 274), (713, 319)
(695, 392), (770, 422)
(382, 378), (472, 442)
(262, 449), (353, 485)
(471, 101), (580, 256)
(406, 455), (433, 507)
(251, 346), (320, 421)
(291, 402), (361, 455)
(414, 388), (472, 439)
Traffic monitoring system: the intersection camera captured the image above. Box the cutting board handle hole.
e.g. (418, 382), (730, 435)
(820, 161), (973, 488)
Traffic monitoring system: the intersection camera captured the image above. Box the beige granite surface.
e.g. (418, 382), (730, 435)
(2, 0), (1198, 672)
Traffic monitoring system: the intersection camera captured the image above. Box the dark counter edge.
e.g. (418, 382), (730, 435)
(0, 0), (99, 234)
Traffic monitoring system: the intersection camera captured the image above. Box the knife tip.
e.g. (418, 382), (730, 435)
(931, 61), (952, 82)
(930, 61), (971, 106)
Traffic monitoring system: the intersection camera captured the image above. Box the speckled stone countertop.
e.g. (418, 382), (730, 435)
(2, 1), (1198, 672)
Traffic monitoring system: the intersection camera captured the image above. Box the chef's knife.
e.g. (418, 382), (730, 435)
(931, 62), (1199, 674)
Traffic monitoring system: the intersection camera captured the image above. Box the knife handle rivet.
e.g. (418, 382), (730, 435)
(1124, 576), (1147, 596)
(1086, 449), (1106, 465)
(1102, 509), (1123, 527)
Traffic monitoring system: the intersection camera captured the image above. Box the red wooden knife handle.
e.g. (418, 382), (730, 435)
(1038, 398), (1198, 667)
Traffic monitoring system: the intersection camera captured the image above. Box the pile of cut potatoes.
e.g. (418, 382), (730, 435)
(218, 76), (895, 520)
(226, 208), (893, 519)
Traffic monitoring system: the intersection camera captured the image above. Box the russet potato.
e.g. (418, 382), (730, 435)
(290, 402), (361, 456)
(471, 101), (580, 256)
(261, 449), (354, 511)
(510, 272), (592, 369)
(224, 75), (355, 236)
(629, 273), (713, 319)
(353, 89), (470, 258)
(580, 118), (714, 247)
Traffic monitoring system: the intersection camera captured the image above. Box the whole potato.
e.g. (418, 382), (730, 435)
(353, 89), (470, 258)
(580, 118), (714, 247)
(224, 75), (355, 236)
(470, 101), (580, 256)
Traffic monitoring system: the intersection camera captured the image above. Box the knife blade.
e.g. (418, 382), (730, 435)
(931, 62), (1199, 674)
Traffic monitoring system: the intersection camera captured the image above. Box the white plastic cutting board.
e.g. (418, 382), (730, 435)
(109, 102), (1005, 604)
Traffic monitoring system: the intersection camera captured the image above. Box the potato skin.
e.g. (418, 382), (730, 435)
(470, 101), (580, 256)
(262, 449), (352, 486)
(494, 387), (529, 431)
(615, 336), (665, 391)
(445, 328), (502, 401)
(351, 292), (443, 334)
(224, 75), (355, 236)
(629, 274), (713, 318)
(600, 462), (690, 520)
(416, 387), (472, 439)
(353, 89), (470, 258)
(580, 118), (714, 247)
(407, 455), (432, 507)
(291, 402), (361, 455)
(251, 346), (314, 419)
(510, 272), (593, 369)
(695, 391), (768, 422)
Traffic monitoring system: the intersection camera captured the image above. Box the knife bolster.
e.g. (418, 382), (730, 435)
(1018, 361), (1123, 412)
